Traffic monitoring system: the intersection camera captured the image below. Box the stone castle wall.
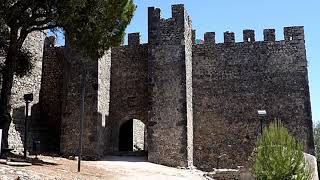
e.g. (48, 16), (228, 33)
(1, 4), (314, 172)
(147, 4), (193, 167)
(39, 41), (64, 152)
(0, 31), (46, 153)
(107, 42), (148, 152)
(133, 119), (145, 151)
(192, 27), (314, 170)
(59, 44), (112, 158)
(97, 50), (112, 155)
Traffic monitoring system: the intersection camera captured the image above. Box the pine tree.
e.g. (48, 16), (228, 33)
(253, 120), (311, 180)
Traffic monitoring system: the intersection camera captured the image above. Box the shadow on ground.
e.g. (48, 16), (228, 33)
(99, 155), (147, 162)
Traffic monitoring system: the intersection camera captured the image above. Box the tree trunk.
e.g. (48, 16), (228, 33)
(0, 29), (19, 148)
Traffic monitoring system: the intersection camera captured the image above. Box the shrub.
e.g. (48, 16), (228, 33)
(253, 120), (311, 180)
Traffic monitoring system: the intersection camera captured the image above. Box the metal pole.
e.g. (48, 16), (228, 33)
(24, 101), (29, 159)
(78, 67), (86, 172)
(260, 117), (263, 135)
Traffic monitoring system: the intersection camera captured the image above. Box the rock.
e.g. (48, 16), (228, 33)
(68, 156), (75, 160)
(304, 153), (319, 180)
(7, 161), (32, 166)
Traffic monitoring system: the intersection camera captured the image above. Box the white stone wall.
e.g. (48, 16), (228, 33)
(133, 119), (144, 151)
(7, 31), (46, 153)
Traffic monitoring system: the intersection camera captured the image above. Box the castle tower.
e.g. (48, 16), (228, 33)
(147, 4), (193, 167)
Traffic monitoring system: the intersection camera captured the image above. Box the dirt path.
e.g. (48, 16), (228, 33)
(84, 156), (206, 180)
(3, 155), (206, 180)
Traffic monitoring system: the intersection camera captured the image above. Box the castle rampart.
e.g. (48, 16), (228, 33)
(192, 27), (313, 169)
(1, 4), (313, 172)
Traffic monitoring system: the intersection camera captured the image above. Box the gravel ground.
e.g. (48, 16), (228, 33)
(0, 156), (206, 180)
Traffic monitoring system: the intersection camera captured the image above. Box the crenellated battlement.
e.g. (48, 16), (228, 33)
(204, 32), (216, 45)
(128, 32), (140, 46)
(148, 4), (191, 45)
(284, 26), (304, 41)
(172, 4), (186, 25)
(132, 5), (305, 47)
(264, 29), (276, 41)
(117, 32), (150, 48)
(243, 29), (255, 42)
(195, 26), (305, 45)
(44, 36), (57, 48)
(224, 31), (235, 43)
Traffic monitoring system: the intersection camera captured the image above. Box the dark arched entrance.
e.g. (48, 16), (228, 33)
(119, 120), (133, 151)
(118, 119), (146, 152)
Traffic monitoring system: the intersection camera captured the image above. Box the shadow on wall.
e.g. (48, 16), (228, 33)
(11, 103), (50, 154)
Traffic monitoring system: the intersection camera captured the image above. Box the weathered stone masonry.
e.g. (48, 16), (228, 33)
(1, 4), (314, 171)
(1, 32), (46, 153)
(147, 5), (193, 167)
(193, 26), (314, 170)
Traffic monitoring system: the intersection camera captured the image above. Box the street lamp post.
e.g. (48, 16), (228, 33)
(78, 66), (86, 172)
(23, 93), (33, 159)
(257, 110), (267, 134)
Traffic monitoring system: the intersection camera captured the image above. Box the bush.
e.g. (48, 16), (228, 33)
(313, 122), (320, 177)
(253, 120), (311, 180)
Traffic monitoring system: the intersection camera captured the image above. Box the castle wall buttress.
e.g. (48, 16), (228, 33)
(147, 4), (193, 167)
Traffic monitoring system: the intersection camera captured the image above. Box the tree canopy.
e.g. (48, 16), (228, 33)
(0, 20), (34, 77)
(0, 0), (136, 58)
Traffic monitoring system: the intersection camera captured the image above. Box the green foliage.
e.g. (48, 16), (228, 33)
(0, 0), (136, 59)
(58, 0), (136, 59)
(0, 0), (136, 75)
(15, 48), (34, 77)
(253, 120), (311, 180)
(0, 20), (33, 77)
(0, 48), (34, 77)
(313, 122), (320, 177)
(314, 122), (320, 158)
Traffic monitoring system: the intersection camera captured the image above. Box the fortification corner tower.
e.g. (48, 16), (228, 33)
(147, 4), (194, 167)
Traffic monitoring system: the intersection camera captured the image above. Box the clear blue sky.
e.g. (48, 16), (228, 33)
(125, 0), (319, 123)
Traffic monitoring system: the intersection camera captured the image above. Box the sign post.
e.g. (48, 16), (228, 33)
(0, 129), (2, 155)
(257, 110), (267, 134)
(78, 67), (86, 172)
(24, 93), (33, 159)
